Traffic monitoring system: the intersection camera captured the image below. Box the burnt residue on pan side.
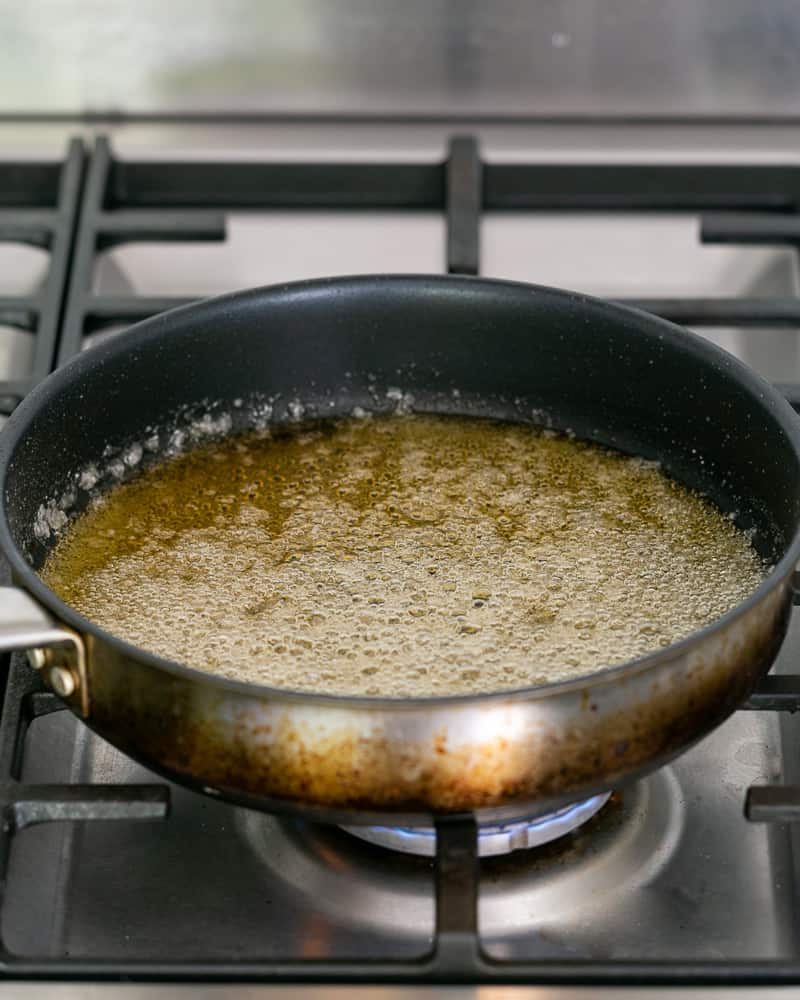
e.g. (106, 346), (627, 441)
(78, 580), (790, 819)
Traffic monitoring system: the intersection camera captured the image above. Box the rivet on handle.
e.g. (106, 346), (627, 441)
(48, 666), (77, 698)
(26, 648), (47, 671)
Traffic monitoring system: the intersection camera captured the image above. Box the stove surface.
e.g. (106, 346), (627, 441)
(3, 125), (800, 992)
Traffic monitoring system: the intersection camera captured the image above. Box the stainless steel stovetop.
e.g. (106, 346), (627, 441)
(4, 118), (800, 996)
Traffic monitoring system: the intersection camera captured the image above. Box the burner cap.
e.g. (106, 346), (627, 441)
(341, 792), (611, 857)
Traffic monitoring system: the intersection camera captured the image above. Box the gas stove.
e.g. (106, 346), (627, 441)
(3, 125), (800, 995)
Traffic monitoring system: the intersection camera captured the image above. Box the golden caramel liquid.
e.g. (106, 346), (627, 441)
(42, 415), (765, 696)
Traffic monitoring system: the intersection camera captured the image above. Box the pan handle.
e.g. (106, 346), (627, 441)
(0, 587), (89, 717)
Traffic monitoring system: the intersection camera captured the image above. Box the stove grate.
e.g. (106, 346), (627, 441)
(5, 131), (800, 983)
(0, 140), (84, 416)
(55, 132), (800, 392)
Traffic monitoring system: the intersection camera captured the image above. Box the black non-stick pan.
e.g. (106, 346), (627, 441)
(0, 275), (798, 825)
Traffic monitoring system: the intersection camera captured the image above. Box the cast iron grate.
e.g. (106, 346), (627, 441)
(0, 140), (84, 416)
(5, 131), (800, 982)
(58, 133), (800, 395)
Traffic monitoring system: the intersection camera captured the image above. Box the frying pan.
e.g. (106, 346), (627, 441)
(0, 275), (798, 826)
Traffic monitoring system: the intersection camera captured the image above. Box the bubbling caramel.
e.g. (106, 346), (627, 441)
(42, 415), (765, 696)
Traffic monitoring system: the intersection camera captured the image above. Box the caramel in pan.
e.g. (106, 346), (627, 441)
(43, 415), (764, 696)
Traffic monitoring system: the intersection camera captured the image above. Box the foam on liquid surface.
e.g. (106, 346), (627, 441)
(42, 415), (766, 696)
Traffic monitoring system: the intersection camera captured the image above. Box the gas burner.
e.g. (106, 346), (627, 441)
(340, 792), (612, 857)
(236, 770), (682, 943)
